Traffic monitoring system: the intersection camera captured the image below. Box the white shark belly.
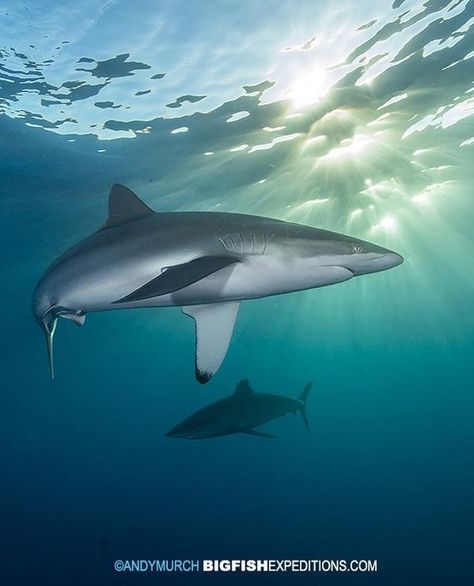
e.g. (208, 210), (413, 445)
(78, 255), (353, 312)
(157, 256), (353, 306)
(222, 256), (353, 299)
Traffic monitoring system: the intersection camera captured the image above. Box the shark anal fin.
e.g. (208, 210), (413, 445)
(182, 301), (240, 384)
(101, 184), (155, 230)
(240, 429), (276, 439)
(57, 309), (86, 326)
(114, 256), (240, 303)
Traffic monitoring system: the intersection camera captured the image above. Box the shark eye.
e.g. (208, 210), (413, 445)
(352, 243), (363, 254)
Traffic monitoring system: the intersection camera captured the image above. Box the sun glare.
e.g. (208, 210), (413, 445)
(320, 134), (373, 162)
(290, 67), (328, 108)
(373, 216), (397, 231)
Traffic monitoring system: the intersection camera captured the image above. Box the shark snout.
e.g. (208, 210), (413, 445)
(371, 251), (403, 271)
(166, 420), (214, 439)
(166, 429), (197, 439)
(165, 428), (180, 438)
(348, 248), (403, 276)
(166, 423), (189, 438)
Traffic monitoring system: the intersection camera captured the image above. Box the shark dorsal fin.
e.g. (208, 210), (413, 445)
(234, 379), (254, 397)
(101, 184), (154, 229)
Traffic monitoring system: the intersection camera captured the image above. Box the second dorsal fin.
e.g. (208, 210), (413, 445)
(101, 184), (154, 229)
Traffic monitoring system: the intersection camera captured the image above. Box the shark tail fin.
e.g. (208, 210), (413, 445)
(299, 382), (312, 430)
(41, 315), (57, 380)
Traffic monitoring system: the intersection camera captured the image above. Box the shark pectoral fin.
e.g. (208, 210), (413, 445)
(113, 255), (241, 303)
(240, 429), (276, 439)
(182, 301), (240, 384)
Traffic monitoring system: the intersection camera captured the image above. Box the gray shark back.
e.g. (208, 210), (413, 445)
(33, 183), (402, 382)
(166, 379), (311, 439)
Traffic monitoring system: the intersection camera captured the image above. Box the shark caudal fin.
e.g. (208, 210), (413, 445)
(40, 313), (58, 379)
(299, 382), (312, 430)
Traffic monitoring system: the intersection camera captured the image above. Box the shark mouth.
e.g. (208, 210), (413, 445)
(39, 307), (86, 379)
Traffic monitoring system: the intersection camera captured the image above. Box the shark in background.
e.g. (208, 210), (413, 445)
(33, 184), (403, 382)
(166, 379), (312, 439)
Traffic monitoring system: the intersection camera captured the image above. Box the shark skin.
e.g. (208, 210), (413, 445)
(166, 379), (312, 439)
(32, 184), (403, 382)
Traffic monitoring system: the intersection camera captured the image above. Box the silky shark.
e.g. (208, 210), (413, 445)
(166, 379), (312, 439)
(33, 184), (403, 382)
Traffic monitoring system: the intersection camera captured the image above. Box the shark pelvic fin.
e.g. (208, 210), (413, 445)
(114, 255), (240, 303)
(100, 184), (155, 230)
(234, 379), (255, 397)
(240, 429), (276, 439)
(182, 301), (240, 384)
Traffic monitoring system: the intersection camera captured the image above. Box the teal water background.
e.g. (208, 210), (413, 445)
(1, 1), (474, 584)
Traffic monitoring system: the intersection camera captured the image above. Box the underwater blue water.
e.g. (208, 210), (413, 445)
(1, 0), (474, 584)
